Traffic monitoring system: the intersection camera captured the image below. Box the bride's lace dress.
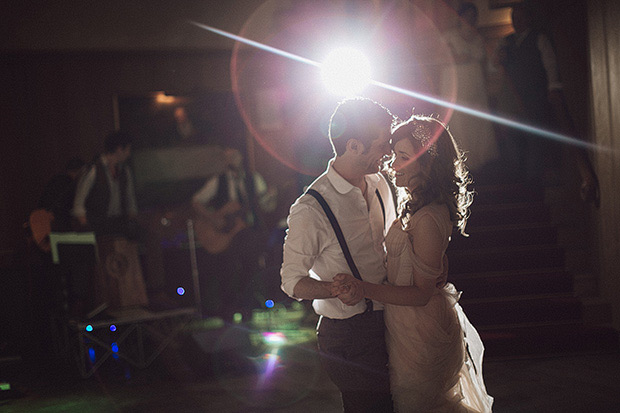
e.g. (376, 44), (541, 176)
(384, 203), (493, 412)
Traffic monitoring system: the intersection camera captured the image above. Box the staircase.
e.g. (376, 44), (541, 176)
(447, 175), (619, 359)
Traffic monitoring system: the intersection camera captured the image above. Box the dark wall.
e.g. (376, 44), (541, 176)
(0, 50), (233, 255)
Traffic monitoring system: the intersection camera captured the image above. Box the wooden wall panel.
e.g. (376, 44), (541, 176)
(588, 0), (620, 329)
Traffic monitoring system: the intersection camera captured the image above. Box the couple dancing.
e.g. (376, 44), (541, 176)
(280, 97), (493, 412)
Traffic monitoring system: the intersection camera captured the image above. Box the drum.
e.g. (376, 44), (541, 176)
(95, 236), (149, 309)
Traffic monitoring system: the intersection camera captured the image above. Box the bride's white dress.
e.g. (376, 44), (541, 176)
(384, 203), (493, 412)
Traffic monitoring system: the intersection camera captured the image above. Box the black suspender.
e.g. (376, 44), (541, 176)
(307, 189), (363, 281)
(375, 188), (385, 228)
(306, 188), (386, 281)
(307, 188), (386, 311)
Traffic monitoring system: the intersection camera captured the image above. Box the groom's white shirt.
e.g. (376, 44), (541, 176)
(280, 159), (396, 319)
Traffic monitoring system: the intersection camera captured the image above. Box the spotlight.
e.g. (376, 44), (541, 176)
(177, 286), (185, 296)
(321, 47), (372, 97)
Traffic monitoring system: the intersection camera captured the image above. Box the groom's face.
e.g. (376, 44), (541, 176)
(361, 128), (391, 174)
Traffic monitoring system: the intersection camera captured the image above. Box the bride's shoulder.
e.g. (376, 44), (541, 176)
(406, 203), (450, 231)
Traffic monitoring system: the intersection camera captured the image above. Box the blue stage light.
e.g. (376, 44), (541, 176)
(85, 324), (93, 332)
(110, 325), (117, 332)
(265, 299), (275, 308)
(177, 287), (185, 296)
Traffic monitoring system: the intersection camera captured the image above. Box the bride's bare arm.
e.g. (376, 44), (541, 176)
(334, 215), (444, 307)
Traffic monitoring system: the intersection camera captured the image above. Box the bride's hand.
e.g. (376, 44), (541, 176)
(332, 273), (364, 306)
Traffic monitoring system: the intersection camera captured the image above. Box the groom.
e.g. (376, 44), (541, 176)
(280, 97), (397, 412)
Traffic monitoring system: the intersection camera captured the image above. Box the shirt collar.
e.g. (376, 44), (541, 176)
(325, 158), (381, 195)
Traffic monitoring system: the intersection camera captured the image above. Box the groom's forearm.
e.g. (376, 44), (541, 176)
(292, 277), (334, 300)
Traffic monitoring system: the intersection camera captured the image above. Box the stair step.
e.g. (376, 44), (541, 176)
(581, 297), (615, 324)
(460, 294), (582, 326)
(451, 269), (573, 299)
(450, 223), (558, 250)
(453, 172), (618, 358)
(479, 323), (620, 358)
(468, 202), (550, 227)
(448, 244), (565, 274)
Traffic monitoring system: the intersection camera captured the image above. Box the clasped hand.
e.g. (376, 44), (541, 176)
(330, 273), (364, 306)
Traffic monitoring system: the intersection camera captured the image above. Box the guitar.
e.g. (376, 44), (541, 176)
(27, 209), (55, 252)
(193, 201), (248, 255)
(157, 180), (282, 254)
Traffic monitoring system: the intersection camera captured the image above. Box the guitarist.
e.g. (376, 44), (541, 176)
(191, 146), (276, 320)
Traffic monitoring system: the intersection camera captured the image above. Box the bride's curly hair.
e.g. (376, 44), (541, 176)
(388, 115), (474, 236)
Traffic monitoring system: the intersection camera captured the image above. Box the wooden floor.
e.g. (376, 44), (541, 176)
(2, 332), (620, 412)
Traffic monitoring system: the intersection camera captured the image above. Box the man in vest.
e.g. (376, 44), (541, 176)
(496, 3), (599, 203)
(192, 146), (276, 320)
(69, 131), (144, 315)
(73, 131), (138, 237)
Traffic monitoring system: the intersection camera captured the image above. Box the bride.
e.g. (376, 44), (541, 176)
(332, 115), (493, 412)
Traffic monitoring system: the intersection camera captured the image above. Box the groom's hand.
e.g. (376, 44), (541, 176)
(333, 273), (365, 306)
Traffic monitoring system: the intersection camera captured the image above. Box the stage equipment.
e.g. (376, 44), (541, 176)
(70, 306), (197, 378)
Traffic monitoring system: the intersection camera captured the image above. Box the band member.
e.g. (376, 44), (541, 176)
(73, 130), (138, 238)
(192, 146), (276, 320)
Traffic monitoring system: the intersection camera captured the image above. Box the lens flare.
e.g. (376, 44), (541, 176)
(262, 331), (287, 346)
(191, 2), (610, 179)
(321, 47), (371, 97)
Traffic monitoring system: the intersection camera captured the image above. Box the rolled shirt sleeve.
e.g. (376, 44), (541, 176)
(192, 175), (219, 205)
(72, 165), (96, 218)
(280, 203), (325, 299)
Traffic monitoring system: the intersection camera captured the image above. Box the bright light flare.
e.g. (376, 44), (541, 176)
(321, 48), (372, 97)
(191, 21), (610, 154)
(262, 331), (287, 346)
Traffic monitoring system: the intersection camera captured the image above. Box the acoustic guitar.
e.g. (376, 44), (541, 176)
(157, 200), (248, 255)
(193, 201), (248, 255)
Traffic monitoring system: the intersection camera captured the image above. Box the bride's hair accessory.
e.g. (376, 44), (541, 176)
(411, 120), (438, 158)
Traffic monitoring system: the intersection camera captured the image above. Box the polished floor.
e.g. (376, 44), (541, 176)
(2, 331), (620, 412)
